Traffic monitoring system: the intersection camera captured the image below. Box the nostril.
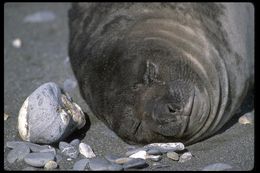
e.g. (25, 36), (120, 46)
(167, 104), (176, 114)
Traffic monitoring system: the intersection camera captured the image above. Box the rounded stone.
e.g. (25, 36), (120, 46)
(17, 82), (86, 144)
(59, 141), (78, 159)
(79, 143), (96, 158)
(166, 151), (179, 161)
(89, 157), (111, 171)
(44, 160), (58, 170)
(178, 152), (192, 163)
(24, 152), (55, 167)
(123, 158), (148, 169)
(73, 159), (89, 170)
(7, 143), (30, 163)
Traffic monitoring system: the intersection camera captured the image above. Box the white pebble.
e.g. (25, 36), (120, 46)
(4, 113), (9, 121)
(144, 142), (185, 152)
(178, 152), (192, 163)
(79, 143), (96, 158)
(44, 160), (58, 170)
(239, 111), (254, 125)
(129, 150), (147, 159)
(12, 38), (22, 48)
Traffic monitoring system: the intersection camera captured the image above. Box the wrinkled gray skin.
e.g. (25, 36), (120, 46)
(68, 3), (254, 145)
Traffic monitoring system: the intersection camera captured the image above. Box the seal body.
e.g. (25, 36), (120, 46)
(68, 3), (254, 144)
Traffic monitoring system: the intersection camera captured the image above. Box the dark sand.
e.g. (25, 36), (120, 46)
(4, 3), (254, 171)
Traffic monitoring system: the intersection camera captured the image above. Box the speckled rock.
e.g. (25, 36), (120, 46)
(24, 152), (55, 167)
(70, 139), (80, 147)
(17, 82), (86, 144)
(59, 141), (78, 159)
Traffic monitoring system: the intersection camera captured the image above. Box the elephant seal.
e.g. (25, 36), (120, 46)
(68, 3), (254, 145)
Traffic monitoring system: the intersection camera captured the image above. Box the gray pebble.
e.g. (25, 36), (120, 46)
(6, 141), (26, 149)
(59, 141), (78, 159)
(7, 143), (30, 163)
(123, 158), (148, 169)
(24, 152), (55, 167)
(89, 157), (111, 171)
(73, 159), (89, 170)
(44, 160), (58, 170)
(40, 148), (56, 155)
(167, 151), (179, 161)
(26, 142), (51, 152)
(107, 163), (123, 171)
(202, 163), (233, 171)
(22, 166), (38, 170)
(147, 149), (162, 155)
(104, 154), (122, 163)
(70, 139), (80, 147)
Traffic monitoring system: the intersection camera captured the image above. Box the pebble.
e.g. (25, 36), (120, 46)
(239, 111), (254, 125)
(166, 151), (179, 161)
(70, 139), (80, 147)
(24, 152), (55, 167)
(22, 166), (38, 170)
(4, 113), (9, 121)
(147, 149), (162, 155)
(6, 141), (26, 149)
(202, 163), (233, 171)
(12, 38), (22, 48)
(107, 163), (123, 171)
(129, 150), (147, 159)
(59, 141), (79, 159)
(39, 148), (56, 155)
(44, 160), (58, 170)
(23, 11), (56, 23)
(143, 142), (185, 153)
(178, 152), (192, 163)
(152, 163), (171, 169)
(55, 154), (63, 163)
(123, 158), (148, 169)
(7, 143), (30, 163)
(26, 143), (51, 152)
(114, 157), (134, 165)
(73, 159), (89, 170)
(104, 154), (121, 163)
(146, 154), (162, 162)
(125, 148), (146, 156)
(88, 157), (112, 171)
(17, 82), (86, 144)
(79, 143), (96, 158)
